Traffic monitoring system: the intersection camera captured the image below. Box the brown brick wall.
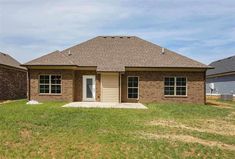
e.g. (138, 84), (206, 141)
(29, 69), (205, 104)
(121, 71), (206, 104)
(29, 70), (100, 102)
(29, 69), (74, 102)
(74, 70), (100, 101)
(0, 65), (27, 100)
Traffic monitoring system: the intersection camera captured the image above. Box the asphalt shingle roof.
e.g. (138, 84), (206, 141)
(23, 36), (210, 71)
(207, 55), (235, 76)
(0, 52), (26, 70)
(24, 50), (75, 66)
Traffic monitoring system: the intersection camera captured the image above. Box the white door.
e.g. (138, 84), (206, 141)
(83, 75), (96, 101)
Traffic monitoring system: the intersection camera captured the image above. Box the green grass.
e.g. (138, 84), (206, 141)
(0, 100), (235, 158)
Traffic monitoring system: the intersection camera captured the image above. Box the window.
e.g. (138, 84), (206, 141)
(128, 76), (139, 99)
(164, 77), (187, 96)
(176, 77), (187, 95)
(39, 75), (61, 94)
(39, 75), (50, 93)
(164, 77), (175, 95)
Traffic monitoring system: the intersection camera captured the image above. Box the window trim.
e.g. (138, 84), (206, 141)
(164, 76), (187, 97)
(38, 74), (62, 95)
(127, 76), (139, 99)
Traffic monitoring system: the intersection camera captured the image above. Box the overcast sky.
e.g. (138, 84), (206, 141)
(0, 0), (235, 64)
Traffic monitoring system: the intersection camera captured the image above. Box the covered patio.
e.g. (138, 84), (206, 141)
(62, 102), (148, 109)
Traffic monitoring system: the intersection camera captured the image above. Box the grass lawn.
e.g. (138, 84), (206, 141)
(0, 100), (235, 158)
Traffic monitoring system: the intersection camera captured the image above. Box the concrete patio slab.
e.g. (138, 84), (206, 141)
(62, 102), (148, 109)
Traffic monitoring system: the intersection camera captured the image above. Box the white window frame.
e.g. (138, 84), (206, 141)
(39, 74), (62, 95)
(127, 76), (139, 99)
(164, 76), (187, 96)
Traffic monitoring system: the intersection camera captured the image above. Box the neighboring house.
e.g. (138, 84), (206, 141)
(22, 36), (210, 104)
(206, 55), (235, 96)
(0, 52), (27, 100)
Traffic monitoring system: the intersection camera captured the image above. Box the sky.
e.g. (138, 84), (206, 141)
(0, 0), (235, 64)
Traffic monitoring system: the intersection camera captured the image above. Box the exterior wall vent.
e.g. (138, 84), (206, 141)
(161, 48), (165, 54)
(68, 50), (72, 56)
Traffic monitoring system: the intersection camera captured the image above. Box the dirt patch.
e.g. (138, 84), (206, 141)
(231, 111), (235, 116)
(20, 129), (32, 139)
(141, 133), (235, 151)
(207, 100), (234, 109)
(182, 148), (196, 158)
(0, 100), (12, 105)
(97, 129), (110, 134)
(226, 111), (235, 119)
(148, 119), (235, 136)
(0, 100), (24, 105)
(210, 105), (233, 109)
(199, 119), (235, 136)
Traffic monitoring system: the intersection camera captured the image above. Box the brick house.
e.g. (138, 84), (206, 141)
(0, 52), (27, 100)
(206, 55), (235, 98)
(23, 36), (211, 104)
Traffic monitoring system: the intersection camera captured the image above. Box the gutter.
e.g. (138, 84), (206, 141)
(0, 64), (27, 72)
(206, 71), (235, 78)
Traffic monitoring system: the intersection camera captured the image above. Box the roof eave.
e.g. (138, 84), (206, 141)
(21, 64), (77, 67)
(126, 66), (213, 69)
(207, 71), (235, 77)
(0, 64), (27, 71)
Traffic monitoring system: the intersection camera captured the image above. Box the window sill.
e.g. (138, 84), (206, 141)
(164, 95), (188, 98)
(127, 98), (139, 100)
(39, 94), (62, 96)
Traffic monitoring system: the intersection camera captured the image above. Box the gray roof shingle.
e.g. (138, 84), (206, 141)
(0, 52), (26, 70)
(23, 36), (210, 71)
(207, 55), (235, 76)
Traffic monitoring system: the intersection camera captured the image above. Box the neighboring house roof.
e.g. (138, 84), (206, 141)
(207, 55), (235, 76)
(0, 52), (26, 70)
(23, 36), (210, 71)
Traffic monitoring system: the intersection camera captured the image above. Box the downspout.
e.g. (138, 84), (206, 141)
(28, 68), (31, 101)
(204, 70), (206, 104)
(73, 70), (75, 102)
(119, 72), (122, 103)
